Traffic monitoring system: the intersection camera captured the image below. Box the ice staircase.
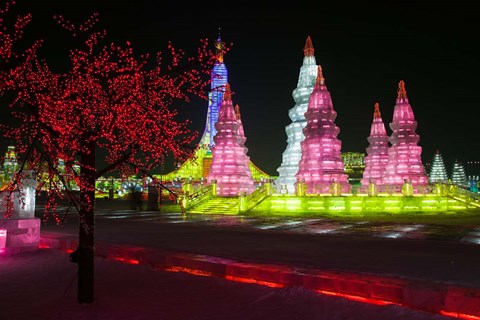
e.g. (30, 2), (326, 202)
(184, 184), (273, 214)
(444, 185), (480, 208)
(187, 197), (239, 214)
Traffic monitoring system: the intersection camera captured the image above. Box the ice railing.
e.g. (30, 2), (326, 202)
(441, 183), (480, 207)
(242, 183), (273, 212)
(180, 184), (213, 210)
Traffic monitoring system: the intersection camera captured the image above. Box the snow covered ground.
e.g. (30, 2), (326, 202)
(1, 248), (454, 320)
(2, 203), (478, 319)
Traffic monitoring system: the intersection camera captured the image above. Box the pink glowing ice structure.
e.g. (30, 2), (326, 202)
(234, 104), (254, 182)
(361, 103), (389, 187)
(296, 66), (351, 194)
(383, 80), (428, 191)
(0, 229), (6, 253)
(207, 84), (255, 196)
(0, 170), (40, 255)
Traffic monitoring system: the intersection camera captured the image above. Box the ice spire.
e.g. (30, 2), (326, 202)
(235, 104), (241, 120)
(304, 36), (314, 57)
(373, 102), (381, 119)
(223, 83), (232, 101)
(397, 80), (408, 101)
(383, 80), (429, 191)
(361, 102), (389, 186)
(296, 65), (351, 194)
(316, 65), (325, 86)
(207, 83), (255, 196)
(277, 36), (318, 193)
(215, 28), (225, 63)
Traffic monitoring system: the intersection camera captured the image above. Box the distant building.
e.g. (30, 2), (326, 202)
(465, 161), (480, 177)
(2, 146), (19, 183)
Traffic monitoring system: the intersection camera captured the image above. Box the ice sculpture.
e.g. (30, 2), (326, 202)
(201, 35), (228, 148)
(428, 150), (449, 183)
(277, 36), (318, 193)
(0, 229), (6, 251)
(295, 66), (351, 194)
(235, 104), (254, 181)
(0, 169), (40, 254)
(451, 160), (468, 188)
(361, 103), (389, 187)
(159, 33), (271, 182)
(207, 84), (255, 196)
(383, 80), (428, 191)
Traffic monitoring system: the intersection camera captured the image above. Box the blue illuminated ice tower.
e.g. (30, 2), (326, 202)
(158, 33), (272, 182)
(199, 34), (229, 149)
(277, 36), (318, 193)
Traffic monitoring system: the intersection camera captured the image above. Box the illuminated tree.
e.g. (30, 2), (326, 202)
(1, 3), (216, 303)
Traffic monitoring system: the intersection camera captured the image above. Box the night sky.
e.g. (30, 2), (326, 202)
(3, 1), (479, 176)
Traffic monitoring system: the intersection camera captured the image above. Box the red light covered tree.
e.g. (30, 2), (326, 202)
(1, 2), (216, 303)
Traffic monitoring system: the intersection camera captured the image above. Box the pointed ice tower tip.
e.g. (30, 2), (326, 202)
(304, 36), (314, 57)
(373, 102), (381, 119)
(223, 83), (232, 101)
(397, 80), (408, 100)
(235, 104), (241, 120)
(215, 29), (225, 63)
(315, 65), (325, 85)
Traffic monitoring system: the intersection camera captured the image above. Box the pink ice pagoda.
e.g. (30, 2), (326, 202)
(383, 80), (428, 191)
(207, 84), (255, 196)
(234, 104), (254, 182)
(295, 66), (351, 194)
(361, 103), (389, 187)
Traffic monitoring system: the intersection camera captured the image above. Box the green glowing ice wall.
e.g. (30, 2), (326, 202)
(247, 194), (476, 216)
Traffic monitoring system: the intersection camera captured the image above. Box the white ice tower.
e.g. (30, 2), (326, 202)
(277, 36), (318, 193)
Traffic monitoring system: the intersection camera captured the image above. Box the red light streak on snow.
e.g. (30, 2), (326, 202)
(316, 289), (397, 306)
(111, 257), (140, 265)
(43, 247), (480, 319)
(225, 275), (284, 288)
(441, 310), (480, 320)
(165, 266), (213, 277)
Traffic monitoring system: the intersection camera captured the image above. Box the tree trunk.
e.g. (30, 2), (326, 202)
(77, 137), (96, 304)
